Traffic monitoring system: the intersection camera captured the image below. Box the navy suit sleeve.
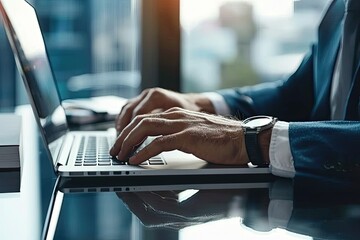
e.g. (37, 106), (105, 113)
(217, 48), (315, 122)
(289, 121), (360, 180)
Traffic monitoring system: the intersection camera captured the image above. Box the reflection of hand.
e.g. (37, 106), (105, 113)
(117, 189), (249, 229)
(115, 88), (215, 132)
(110, 108), (249, 165)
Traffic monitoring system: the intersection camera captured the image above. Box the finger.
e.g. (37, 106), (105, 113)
(111, 114), (154, 156)
(111, 108), (207, 157)
(119, 110), (196, 144)
(112, 109), (198, 156)
(116, 90), (151, 125)
(128, 134), (182, 165)
(116, 89), (150, 132)
(110, 114), (180, 157)
(116, 119), (186, 160)
(115, 102), (133, 133)
(110, 108), (204, 159)
(132, 92), (161, 117)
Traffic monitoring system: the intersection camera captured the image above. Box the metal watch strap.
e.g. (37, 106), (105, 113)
(244, 131), (264, 166)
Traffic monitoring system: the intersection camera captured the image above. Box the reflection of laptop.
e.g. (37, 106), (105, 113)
(0, 0), (270, 178)
(58, 174), (275, 193)
(46, 180), (275, 239)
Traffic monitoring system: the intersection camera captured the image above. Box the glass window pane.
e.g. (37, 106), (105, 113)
(34, 0), (141, 99)
(0, 0), (141, 111)
(180, 0), (331, 92)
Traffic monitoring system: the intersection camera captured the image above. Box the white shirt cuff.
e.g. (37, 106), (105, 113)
(268, 200), (293, 228)
(269, 121), (295, 178)
(268, 179), (293, 228)
(202, 92), (231, 116)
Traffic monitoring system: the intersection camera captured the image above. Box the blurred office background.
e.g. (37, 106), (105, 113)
(0, 0), (331, 237)
(0, 0), (331, 112)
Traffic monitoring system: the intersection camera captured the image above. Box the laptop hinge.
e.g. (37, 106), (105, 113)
(55, 133), (74, 167)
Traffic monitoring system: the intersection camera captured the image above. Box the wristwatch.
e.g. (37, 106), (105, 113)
(241, 116), (277, 166)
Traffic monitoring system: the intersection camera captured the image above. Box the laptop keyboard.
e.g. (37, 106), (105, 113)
(74, 136), (165, 167)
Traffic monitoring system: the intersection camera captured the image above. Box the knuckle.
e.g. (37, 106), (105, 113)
(142, 88), (151, 96)
(138, 118), (150, 126)
(137, 117), (154, 129)
(180, 129), (192, 139)
(133, 107), (144, 116)
(133, 115), (141, 122)
(169, 107), (182, 112)
(149, 88), (163, 98)
(152, 87), (162, 93)
(167, 107), (186, 117)
(139, 117), (161, 127)
(148, 88), (156, 96)
(153, 136), (166, 144)
(133, 115), (145, 124)
(122, 103), (132, 114)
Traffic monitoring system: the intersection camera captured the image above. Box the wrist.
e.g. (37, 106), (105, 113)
(241, 116), (277, 166)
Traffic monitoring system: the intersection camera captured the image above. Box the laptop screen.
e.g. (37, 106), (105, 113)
(0, 0), (69, 160)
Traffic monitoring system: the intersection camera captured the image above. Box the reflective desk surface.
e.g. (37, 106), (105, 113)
(0, 106), (57, 240)
(50, 177), (360, 240)
(2, 106), (360, 240)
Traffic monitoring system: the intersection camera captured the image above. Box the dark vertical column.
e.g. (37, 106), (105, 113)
(0, 24), (16, 112)
(141, 0), (181, 92)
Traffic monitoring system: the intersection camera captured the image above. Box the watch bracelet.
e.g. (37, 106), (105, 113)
(244, 132), (266, 166)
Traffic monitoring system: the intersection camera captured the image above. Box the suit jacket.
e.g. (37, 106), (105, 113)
(218, 0), (360, 180)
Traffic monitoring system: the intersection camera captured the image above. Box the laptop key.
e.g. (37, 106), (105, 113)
(84, 162), (97, 166)
(148, 156), (165, 164)
(98, 158), (111, 162)
(84, 159), (96, 163)
(149, 161), (164, 165)
(114, 160), (126, 165)
(98, 162), (111, 166)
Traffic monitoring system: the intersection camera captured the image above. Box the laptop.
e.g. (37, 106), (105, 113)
(0, 0), (270, 178)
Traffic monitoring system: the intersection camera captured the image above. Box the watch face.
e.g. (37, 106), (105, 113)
(243, 117), (273, 128)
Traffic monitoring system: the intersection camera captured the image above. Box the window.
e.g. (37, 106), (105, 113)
(0, 0), (141, 113)
(180, 0), (331, 92)
(0, 0), (332, 112)
(34, 0), (141, 100)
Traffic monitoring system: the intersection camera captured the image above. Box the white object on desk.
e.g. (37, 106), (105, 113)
(62, 95), (127, 125)
(0, 114), (22, 193)
(0, 114), (22, 168)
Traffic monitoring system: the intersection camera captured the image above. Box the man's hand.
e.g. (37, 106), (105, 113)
(117, 189), (250, 229)
(110, 108), (249, 165)
(115, 88), (216, 132)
